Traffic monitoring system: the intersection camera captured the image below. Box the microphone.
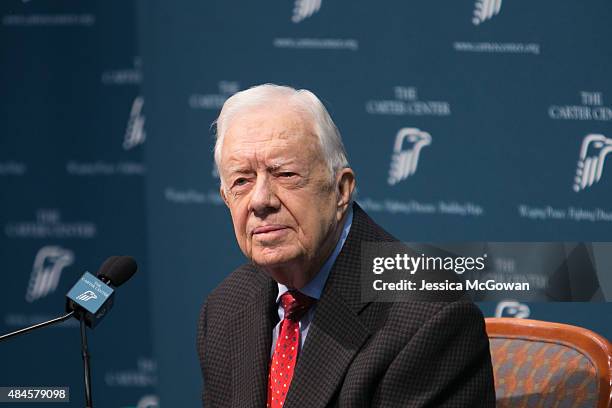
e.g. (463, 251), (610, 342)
(97, 255), (138, 287)
(65, 256), (137, 328)
(0, 256), (138, 341)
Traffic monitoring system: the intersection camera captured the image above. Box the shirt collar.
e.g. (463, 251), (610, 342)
(276, 206), (354, 302)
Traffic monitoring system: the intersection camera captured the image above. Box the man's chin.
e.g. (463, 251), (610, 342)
(251, 250), (302, 279)
(251, 253), (294, 268)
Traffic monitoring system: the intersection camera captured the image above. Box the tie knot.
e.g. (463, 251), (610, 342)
(280, 290), (315, 321)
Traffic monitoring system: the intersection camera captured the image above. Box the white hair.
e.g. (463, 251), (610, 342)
(213, 84), (350, 187)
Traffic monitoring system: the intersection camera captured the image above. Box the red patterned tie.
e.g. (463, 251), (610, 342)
(267, 290), (315, 408)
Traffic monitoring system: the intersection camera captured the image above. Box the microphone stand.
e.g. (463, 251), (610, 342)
(0, 311), (75, 342)
(79, 310), (94, 408)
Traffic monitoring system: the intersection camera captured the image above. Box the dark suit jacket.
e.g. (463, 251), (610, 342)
(197, 203), (495, 407)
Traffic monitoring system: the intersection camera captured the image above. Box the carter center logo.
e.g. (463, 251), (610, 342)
(123, 96), (146, 150)
(25, 246), (74, 302)
(292, 0), (321, 23)
(77, 290), (97, 302)
(573, 134), (612, 192)
(495, 300), (530, 318)
(388, 128), (432, 185)
(472, 0), (502, 25)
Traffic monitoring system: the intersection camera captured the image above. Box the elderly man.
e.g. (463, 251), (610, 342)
(197, 84), (495, 407)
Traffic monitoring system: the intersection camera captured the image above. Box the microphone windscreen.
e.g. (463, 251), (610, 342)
(97, 256), (137, 287)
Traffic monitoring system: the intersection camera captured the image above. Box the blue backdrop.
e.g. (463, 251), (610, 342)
(0, 1), (155, 407)
(2, 0), (612, 407)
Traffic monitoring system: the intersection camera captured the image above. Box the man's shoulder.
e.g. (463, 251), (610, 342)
(362, 296), (483, 333)
(349, 203), (398, 244)
(205, 262), (268, 311)
(390, 297), (485, 327)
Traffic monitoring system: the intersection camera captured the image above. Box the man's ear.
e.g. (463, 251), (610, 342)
(336, 167), (356, 213)
(219, 185), (230, 208)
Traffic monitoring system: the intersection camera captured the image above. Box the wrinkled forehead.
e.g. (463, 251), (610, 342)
(221, 106), (320, 164)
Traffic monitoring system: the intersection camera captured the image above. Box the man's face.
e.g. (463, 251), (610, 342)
(218, 103), (351, 287)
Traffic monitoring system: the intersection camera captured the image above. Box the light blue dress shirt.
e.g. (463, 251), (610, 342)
(271, 207), (353, 356)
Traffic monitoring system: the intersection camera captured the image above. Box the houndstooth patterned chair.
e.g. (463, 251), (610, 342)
(486, 318), (612, 408)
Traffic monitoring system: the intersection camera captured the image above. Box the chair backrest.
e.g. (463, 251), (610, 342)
(486, 318), (612, 408)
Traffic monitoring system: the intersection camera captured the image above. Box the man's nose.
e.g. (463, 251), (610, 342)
(248, 175), (281, 215)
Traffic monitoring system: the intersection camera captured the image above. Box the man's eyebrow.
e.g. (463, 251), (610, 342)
(267, 159), (299, 171)
(225, 166), (254, 175)
(267, 163), (283, 171)
(224, 159), (301, 175)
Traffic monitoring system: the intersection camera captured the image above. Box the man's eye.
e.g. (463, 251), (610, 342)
(233, 178), (248, 187)
(279, 172), (296, 178)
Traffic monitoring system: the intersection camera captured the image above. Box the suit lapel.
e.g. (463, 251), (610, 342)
(229, 272), (278, 407)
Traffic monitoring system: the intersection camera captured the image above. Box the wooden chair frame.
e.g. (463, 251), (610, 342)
(485, 318), (612, 408)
